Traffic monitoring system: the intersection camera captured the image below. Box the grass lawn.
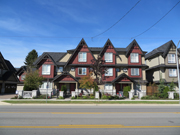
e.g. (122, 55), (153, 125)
(2, 100), (179, 104)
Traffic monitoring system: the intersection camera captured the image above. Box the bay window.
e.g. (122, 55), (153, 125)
(105, 68), (113, 76)
(42, 65), (51, 75)
(169, 69), (177, 77)
(131, 68), (139, 76)
(78, 67), (86, 75)
(131, 53), (139, 63)
(78, 52), (87, 62)
(105, 53), (113, 62)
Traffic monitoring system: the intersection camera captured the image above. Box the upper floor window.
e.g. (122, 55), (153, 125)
(105, 53), (113, 62)
(131, 53), (139, 63)
(78, 67), (86, 75)
(169, 69), (177, 77)
(131, 68), (139, 76)
(168, 54), (176, 63)
(57, 67), (63, 72)
(78, 52), (87, 62)
(104, 83), (113, 90)
(42, 65), (51, 75)
(105, 68), (113, 76)
(40, 82), (52, 89)
(21, 75), (25, 80)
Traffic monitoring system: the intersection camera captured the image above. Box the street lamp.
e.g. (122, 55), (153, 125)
(175, 40), (180, 104)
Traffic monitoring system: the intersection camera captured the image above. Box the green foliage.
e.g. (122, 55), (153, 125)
(123, 86), (131, 98)
(11, 95), (18, 99)
(169, 80), (175, 92)
(83, 96), (88, 99)
(94, 82), (99, 91)
(161, 86), (169, 98)
(174, 93), (179, 99)
(90, 96), (95, 99)
(33, 95), (51, 99)
(59, 96), (64, 99)
(158, 78), (165, 93)
(71, 96), (76, 99)
(61, 85), (67, 94)
(24, 49), (38, 71)
(101, 95), (109, 99)
(79, 72), (95, 90)
(18, 96), (23, 99)
(24, 70), (45, 91)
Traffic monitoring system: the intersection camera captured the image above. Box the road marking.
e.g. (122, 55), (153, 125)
(0, 112), (180, 114)
(0, 125), (180, 129)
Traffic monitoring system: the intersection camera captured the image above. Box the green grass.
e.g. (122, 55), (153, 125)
(2, 100), (179, 104)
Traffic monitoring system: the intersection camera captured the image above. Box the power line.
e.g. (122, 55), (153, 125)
(131, 1), (180, 39)
(91, 0), (141, 39)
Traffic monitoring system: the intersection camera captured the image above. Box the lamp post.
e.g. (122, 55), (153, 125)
(175, 40), (180, 104)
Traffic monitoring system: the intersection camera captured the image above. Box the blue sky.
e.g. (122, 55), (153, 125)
(0, 0), (180, 67)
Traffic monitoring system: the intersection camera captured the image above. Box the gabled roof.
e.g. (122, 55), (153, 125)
(112, 73), (135, 83)
(0, 52), (9, 70)
(99, 39), (118, 56)
(33, 52), (66, 66)
(145, 40), (177, 59)
(64, 38), (95, 68)
(52, 71), (78, 82)
(125, 39), (144, 57)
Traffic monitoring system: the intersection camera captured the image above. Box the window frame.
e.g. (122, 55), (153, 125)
(40, 82), (52, 89)
(105, 52), (113, 62)
(42, 64), (51, 75)
(168, 54), (176, 64)
(78, 52), (87, 62)
(78, 67), (87, 75)
(57, 67), (63, 72)
(21, 75), (25, 80)
(105, 68), (113, 76)
(130, 53), (139, 63)
(131, 68), (139, 76)
(169, 69), (177, 77)
(104, 83), (113, 90)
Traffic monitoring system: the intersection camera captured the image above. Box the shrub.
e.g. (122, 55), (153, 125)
(23, 85), (30, 91)
(101, 95), (109, 99)
(131, 97), (135, 100)
(113, 95), (119, 99)
(59, 96), (64, 99)
(77, 96), (82, 99)
(61, 85), (67, 94)
(123, 86), (130, 98)
(18, 96), (23, 99)
(83, 96), (89, 99)
(71, 96), (76, 99)
(174, 93), (179, 99)
(169, 80), (175, 92)
(90, 96), (95, 99)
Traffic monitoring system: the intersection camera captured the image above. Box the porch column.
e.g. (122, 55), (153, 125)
(1, 82), (5, 94)
(131, 83), (134, 90)
(76, 82), (78, 89)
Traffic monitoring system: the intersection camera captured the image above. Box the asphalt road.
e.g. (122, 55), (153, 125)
(0, 105), (180, 135)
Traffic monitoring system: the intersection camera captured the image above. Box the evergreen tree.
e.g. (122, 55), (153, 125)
(169, 80), (175, 91)
(157, 78), (165, 93)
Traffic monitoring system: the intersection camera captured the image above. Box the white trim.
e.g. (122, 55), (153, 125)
(105, 53), (113, 62)
(169, 69), (177, 77)
(78, 52), (87, 62)
(42, 65), (51, 75)
(131, 68), (139, 76)
(130, 53), (139, 63)
(105, 68), (113, 76)
(168, 54), (176, 63)
(78, 67), (87, 75)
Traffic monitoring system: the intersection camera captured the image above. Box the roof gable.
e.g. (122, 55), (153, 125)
(0, 52), (9, 70)
(112, 73), (135, 83)
(52, 71), (78, 82)
(64, 38), (95, 68)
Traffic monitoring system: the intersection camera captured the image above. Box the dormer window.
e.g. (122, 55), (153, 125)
(78, 52), (87, 62)
(168, 54), (176, 63)
(42, 65), (51, 75)
(105, 53), (113, 62)
(131, 53), (139, 63)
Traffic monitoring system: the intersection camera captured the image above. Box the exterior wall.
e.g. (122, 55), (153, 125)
(19, 72), (26, 82)
(141, 84), (146, 91)
(38, 59), (54, 78)
(17, 85), (24, 91)
(102, 45), (116, 65)
(146, 57), (159, 68)
(69, 45), (94, 65)
(153, 70), (160, 81)
(102, 68), (116, 82)
(93, 53), (99, 59)
(142, 70), (146, 80)
(117, 67), (128, 76)
(75, 67), (89, 77)
(116, 54), (128, 64)
(142, 56), (145, 64)
(159, 55), (164, 64)
(59, 53), (71, 62)
(128, 68), (142, 78)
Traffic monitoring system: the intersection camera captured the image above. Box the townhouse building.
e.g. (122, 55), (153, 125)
(145, 40), (180, 91)
(17, 39), (148, 95)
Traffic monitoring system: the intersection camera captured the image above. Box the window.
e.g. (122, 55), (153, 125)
(57, 67), (63, 72)
(105, 53), (113, 62)
(105, 83), (113, 90)
(135, 84), (141, 90)
(131, 68), (139, 76)
(105, 68), (113, 76)
(40, 82), (52, 89)
(78, 68), (86, 75)
(169, 69), (177, 77)
(168, 54), (176, 63)
(78, 52), (87, 62)
(21, 75), (25, 80)
(131, 53), (139, 63)
(71, 67), (75, 71)
(42, 65), (51, 75)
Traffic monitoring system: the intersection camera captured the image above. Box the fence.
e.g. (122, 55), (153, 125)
(146, 86), (158, 95)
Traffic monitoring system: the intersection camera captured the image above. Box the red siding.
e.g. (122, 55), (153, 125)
(128, 45), (142, 65)
(19, 72), (26, 82)
(102, 45), (116, 65)
(38, 59), (54, 78)
(69, 45), (94, 64)
(75, 67), (89, 77)
(116, 77), (131, 82)
(61, 75), (75, 81)
(102, 68), (116, 82)
(128, 68), (142, 78)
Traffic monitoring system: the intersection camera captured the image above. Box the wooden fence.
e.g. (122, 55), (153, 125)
(146, 86), (158, 95)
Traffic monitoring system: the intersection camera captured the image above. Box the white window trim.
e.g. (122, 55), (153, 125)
(78, 67), (87, 75)
(131, 68), (139, 76)
(105, 68), (113, 76)
(105, 53), (113, 62)
(78, 52), (87, 62)
(130, 53), (139, 63)
(168, 54), (176, 63)
(42, 65), (51, 75)
(169, 69), (177, 77)
(104, 83), (113, 90)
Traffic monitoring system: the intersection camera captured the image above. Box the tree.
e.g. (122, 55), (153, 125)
(24, 49), (38, 72)
(23, 70), (45, 91)
(91, 55), (108, 84)
(169, 80), (175, 91)
(157, 78), (165, 93)
(79, 72), (95, 90)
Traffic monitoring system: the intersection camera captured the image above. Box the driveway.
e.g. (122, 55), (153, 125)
(0, 94), (16, 99)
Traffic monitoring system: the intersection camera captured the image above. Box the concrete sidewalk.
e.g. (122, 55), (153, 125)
(0, 94), (16, 100)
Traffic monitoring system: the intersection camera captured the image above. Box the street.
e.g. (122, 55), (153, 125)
(0, 105), (180, 135)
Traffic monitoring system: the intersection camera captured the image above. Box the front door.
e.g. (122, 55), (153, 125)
(70, 83), (76, 92)
(115, 83), (121, 94)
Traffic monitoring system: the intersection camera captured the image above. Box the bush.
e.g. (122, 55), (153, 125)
(11, 95), (18, 99)
(90, 96), (95, 99)
(174, 93), (179, 99)
(59, 96), (64, 99)
(113, 95), (119, 99)
(71, 96), (76, 99)
(131, 97), (135, 100)
(83, 96), (89, 99)
(123, 86), (130, 98)
(61, 85), (67, 94)
(18, 96), (23, 99)
(23, 85), (31, 91)
(101, 95), (109, 99)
